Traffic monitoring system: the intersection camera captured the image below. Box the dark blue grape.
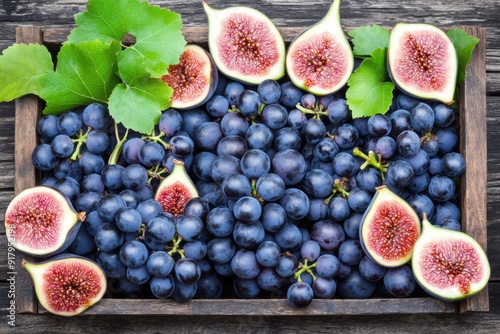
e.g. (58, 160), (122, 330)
(288, 108), (307, 129)
(221, 173), (252, 199)
(300, 240), (321, 262)
(231, 249), (261, 279)
(280, 188), (310, 220)
(389, 109), (412, 138)
(434, 201), (461, 225)
(367, 114), (392, 137)
(314, 137), (339, 162)
(207, 236), (236, 264)
(302, 169), (334, 198)
(359, 255), (387, 282)
(233, 220), (265, 249)
(429, 157), (444, 175)
(82, 103), (109, 130)
(257, 267), (284, 291)
(407, 193), (435, 221)
(310, 220), (345, 250)
(136, 198), (163, 223)
(328, 197), (351, 222)
(245, 123), (274, 151)
(256, 241), (281, 267)
(332, 152), (357, 177)
(146, 251), (174, 277)
(50, 134), (74, 158)
(150, 275), (175, 299)
(206, 206), (236, 237)
(410, 102), (435, 133)
(334, 123), (359, 149)
(79, 151), (105, 175)
(175, 258), (201, 285)
(374, 136), (397, 160)
(274, 222), (302, 251)
(383, 265), (416, 298)
(386, 160), (414, 187)
(262, 103), (288, 130)
(440, 218), (462, 231)
(302, 118), (326, 144)
(119, 240), (148, 268)
(221, 112), (250, 137)
(442, 152), (466, 177)
(195, 273), (223, 298)
(327, 98), (351, 126)
(68, 225), (96, 255)
(237, 89), (261, 117)
(159, 109), (182, 136)
(276, 254), (298, 278)
(95, 223), (124, 252)
(402, 149), (430, 175)
(37, 115), (60, 142)
(75, 191), (102, 212)
(233, 196), (262, 223)
(54, 176), (80, 202)
(86, 130), (109, 154)
(338, 239), (364, 266)
(428, 175), (455, 202)
(180, 108), (211, 138)
(397, 130), (420, 157)
(127, 264), (151, 285)
(193, 122), (223, 151)
(122, 137), (145, 165)
(421, 135), (440, 157)
(315, 254), (341, 279)
(257, 79), (281, 104)
(396, 93), (420, 111)
(355, 168), (382, 194)
(433, 103), (455, 128)
(101, 164), (124, 190)
(210, 155), (241, 184)
(287, 282), (314, 307)
(122, 164), (148, 190)
(97, 251), (126, 278)
(306, 198), (329, 222)
(347, 188), (372, 213)
(435, 128), (458, 155)
(407, 172), (430, 194)
(280, 81), (304, 107)
(271, 149), (307, 186)
(115, 207), (142, 233)
(138, 141), (165, 167)
(240, 149), (271, 179)
(57, 111), (82, 136)
(145, 215), (176, 243)
(313, 277), (337, 299)
(337, 268), (376, 299)
(233, 276), (261, 298)
(206, 94), (229, 118)
(32, 143), (58, 171)
(176, 215), (204, 241)
(225, 81), (245, 106)
(273, 127), (302, 151)
(261, 202), (287, 233)
(217, 135), (248, 159)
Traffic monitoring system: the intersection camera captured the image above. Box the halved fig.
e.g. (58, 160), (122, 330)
(5, 186), (85, 257)
(154, 159), (198, 216)
(162, 44), (218, 110)
(202, 0), (286, 85)
(388, 23), (458, 105)
(23, 254), (107, 316)
(412, 213), (490, 301)
(359, 185), (421, 267)
(285, 0), (354, 96)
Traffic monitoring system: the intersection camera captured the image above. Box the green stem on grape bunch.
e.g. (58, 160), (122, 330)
(295, 103), (328, 119)
(168, 235), (184, 258)
(108, 123), (129, 165)
(143, 129), (170, 149)
(250, 179), (265, 203)
(322, 178), (350, 205)
(147, 164), (168, 183)
(352, 147), (389, 181)
(294, 259), (317, 282)
(70, 127), (92, 161)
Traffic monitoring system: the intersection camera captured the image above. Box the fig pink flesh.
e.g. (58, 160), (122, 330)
(217, 13), (280, 76)
(393, 31), (451, 94)
(7, 192), (63, 250)
(367, 200), (420, 262)
(289, 32), (350, 90)
(156, 182), (195, 216)
(417, 239), (485, 295)
(163, 48), (210, 104)
(43, 261), (103, 313)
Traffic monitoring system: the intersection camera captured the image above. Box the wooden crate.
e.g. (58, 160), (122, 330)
(14, 25), (487, 316)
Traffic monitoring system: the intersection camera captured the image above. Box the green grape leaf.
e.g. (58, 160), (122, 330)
(108, 51), (172, 134)
(68, 0), (186, 78)
(447, 28), (480, 85)
(346, 48), (395, 118)
(348, 25), (390, 58)
(0, 43), (54, 102)
(40, 40), (121, 115)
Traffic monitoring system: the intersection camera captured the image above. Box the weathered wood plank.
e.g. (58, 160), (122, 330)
(458, 26), (488, 313)
(0, 282), (499, 333)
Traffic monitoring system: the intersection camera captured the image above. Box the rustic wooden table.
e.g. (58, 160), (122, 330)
(1, 0), (499, 332)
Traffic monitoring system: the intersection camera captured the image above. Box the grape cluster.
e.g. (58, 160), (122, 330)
(32, 74), (465, 306)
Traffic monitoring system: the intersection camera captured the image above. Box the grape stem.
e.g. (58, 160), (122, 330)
(352, 147), (389, 181)
(322, 178), (350, 205)
(143, 129), (170, 149)
(294, 259), (317, 282)
(295, 103), (328, 119)
(147, 164), (168, 183)
(108, 122), (129, 165)
(70, 126), (92, 161)
(168, 235), (184, 258)
(250, 179), (265, 203)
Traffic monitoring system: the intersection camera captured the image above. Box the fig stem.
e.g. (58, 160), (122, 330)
(70, 127), (92, 161)
(352, 147), (388, 180)
(108, 125), (129, 165)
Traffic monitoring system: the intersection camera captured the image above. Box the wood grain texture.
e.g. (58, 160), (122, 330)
(0, 0), (499, 330)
